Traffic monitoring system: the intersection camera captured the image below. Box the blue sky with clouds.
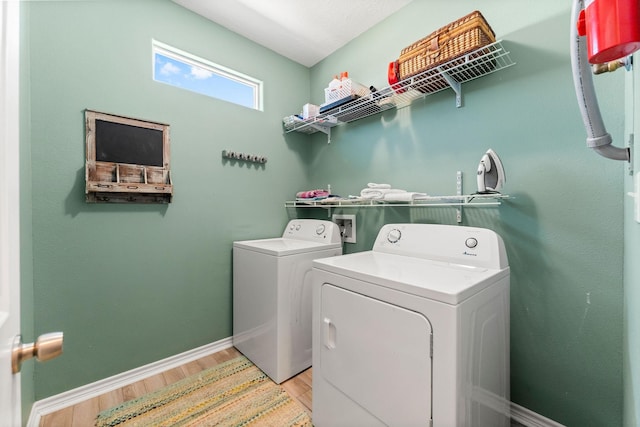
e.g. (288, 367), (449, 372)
(154, 53), (255, 109)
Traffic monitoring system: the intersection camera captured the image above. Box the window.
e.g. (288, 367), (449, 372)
(152, 40), (263, 111)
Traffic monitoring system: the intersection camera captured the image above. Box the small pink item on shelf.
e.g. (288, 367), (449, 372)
(296, 189), (330, 199)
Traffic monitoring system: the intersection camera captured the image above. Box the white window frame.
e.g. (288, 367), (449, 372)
(152, 40), (263, 111)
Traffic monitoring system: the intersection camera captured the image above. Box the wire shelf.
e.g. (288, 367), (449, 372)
(285, 193), (509, 208)
(283, 40), (514, 135)
(282, 114), (338, 134)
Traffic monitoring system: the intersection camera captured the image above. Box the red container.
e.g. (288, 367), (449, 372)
(582, 0), (640, 63)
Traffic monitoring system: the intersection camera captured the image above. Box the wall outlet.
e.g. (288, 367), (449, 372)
(332, 214), (356, 243)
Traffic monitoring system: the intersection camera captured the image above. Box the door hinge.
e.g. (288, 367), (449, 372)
(629, 133), (634, 176)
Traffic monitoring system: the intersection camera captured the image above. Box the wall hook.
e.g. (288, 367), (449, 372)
(222, 150), (267, 164)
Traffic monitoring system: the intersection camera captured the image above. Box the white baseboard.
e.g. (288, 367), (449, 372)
(511, 402), (566, 427)
(27, 337), (233, 427)
(27, 339), (564, 427)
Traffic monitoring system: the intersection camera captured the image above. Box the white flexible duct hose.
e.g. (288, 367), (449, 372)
(570, 0), (630, 161)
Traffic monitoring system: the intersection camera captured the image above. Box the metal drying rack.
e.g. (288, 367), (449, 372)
(283, 40), (515, 142)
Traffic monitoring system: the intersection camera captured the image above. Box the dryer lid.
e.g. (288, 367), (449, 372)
(313, 251), (509, 305)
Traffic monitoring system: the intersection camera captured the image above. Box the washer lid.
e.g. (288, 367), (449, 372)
(234, 237), (341, 256)
(313, 251), (509, 304)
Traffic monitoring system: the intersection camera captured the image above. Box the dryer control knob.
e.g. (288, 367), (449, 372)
(387, 228), (402, 243)
(465, 237), (478, 248)
(316, 224), (326, 235)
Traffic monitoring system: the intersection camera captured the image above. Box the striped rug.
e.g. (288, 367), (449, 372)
(95, 355), (312, 427)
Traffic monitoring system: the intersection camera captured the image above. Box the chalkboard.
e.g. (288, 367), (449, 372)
(95, 119), (164, 167)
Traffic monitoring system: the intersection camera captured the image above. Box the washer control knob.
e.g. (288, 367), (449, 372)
(387, 228), (402, 244)
(465, 237), (478, 249)
(289, 223), (296, 230)
(316, 224), (326, 235)
(295, 224), (301, 231)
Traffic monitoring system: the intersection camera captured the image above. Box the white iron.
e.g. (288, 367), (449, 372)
(476, 149), (506, 193)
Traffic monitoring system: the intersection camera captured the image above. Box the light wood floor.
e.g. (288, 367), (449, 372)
(39, 347), (312, 427)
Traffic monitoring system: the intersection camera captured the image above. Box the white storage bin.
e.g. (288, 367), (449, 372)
(324, 78), (369, 104)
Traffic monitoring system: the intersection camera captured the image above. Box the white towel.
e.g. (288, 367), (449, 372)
(367, 182), (391, 189)
(383, 192), (429, 202)
(360, 188), (406, 199)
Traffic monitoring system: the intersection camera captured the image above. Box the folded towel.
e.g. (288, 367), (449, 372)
(367, 183), (391, 189)
(383, 192), (429, 202)
(296, 189), (329, 199)
(360, 188), (406, 199)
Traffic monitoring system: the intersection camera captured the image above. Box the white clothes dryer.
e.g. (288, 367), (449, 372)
(233, 219), (342, 384)
(312, 223), (510, 427)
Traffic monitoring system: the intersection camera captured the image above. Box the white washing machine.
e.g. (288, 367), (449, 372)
(312, 223), (510, 427)
(233, 219), (342, 384)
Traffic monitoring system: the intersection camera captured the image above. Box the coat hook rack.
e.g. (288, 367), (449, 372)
(222, 150), (267, 164)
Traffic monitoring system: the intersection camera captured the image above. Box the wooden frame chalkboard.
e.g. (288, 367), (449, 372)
(85, 110), (172, 203)
(95, 119), (164, 167)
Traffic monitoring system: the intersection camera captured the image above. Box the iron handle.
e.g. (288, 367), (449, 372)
(11, 332), (64, 374)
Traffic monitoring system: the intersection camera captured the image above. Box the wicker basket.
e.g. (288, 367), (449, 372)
(398, 11), (495, 81)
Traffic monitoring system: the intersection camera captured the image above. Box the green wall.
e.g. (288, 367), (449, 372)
(623, 54), (640, 427)
(22, 1), (628, 426)
(20, 2), (35, 423)
(23, 0), (311, 400)
(304, 1), (624, 426)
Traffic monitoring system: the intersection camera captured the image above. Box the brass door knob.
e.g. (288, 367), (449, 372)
(11, 332), (64, 374)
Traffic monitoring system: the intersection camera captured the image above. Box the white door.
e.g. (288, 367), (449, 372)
(0, 1), (23, 425)
(320, 284), (433, 427)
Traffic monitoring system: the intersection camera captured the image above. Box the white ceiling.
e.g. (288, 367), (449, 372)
(173, 0), (414, 67)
